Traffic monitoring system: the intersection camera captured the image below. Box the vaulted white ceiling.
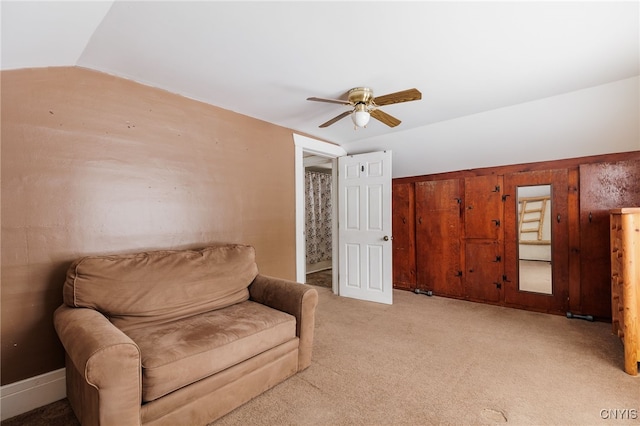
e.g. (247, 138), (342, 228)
(2, 1), (639, 177)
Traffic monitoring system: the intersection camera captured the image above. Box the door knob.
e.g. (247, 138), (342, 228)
(383, 235), (392, 241)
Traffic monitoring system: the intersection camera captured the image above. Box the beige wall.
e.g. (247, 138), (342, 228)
(1, 67), (298, 384)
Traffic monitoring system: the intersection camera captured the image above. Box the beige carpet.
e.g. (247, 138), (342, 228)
(4, 287), (637, 425)
(216, 288), (638, 425)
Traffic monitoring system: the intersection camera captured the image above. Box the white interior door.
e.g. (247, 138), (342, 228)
(338, 151), (393, 304)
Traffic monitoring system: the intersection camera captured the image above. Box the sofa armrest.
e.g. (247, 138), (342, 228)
(54, 305), (141, 426)
(249, 274), (318, 370)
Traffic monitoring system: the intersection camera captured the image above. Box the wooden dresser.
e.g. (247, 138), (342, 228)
(610, 207), (640, 376)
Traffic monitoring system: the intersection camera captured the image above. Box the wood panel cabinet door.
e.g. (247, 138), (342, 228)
(579, 159), (640, 319)
(415, 179), (464, 297)
(392, 182), (416, 290)
(464, 175), (503, 240)
(465, 241), (502, 302)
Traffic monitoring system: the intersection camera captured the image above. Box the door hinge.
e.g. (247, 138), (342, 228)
(501, 194), (510, 202)
(491, 185), (500, 193)
(503, 274), (511, 282)
(493, 282), (502, 289)
(492, 219), (501, 227)
(492, 255), (501, 263)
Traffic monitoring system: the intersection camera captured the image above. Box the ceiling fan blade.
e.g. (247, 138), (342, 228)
(370, 109), (401, 127)
(373, 88), (422, 106)
(319, 110), (352, 128)
(307, 97), (351, 106)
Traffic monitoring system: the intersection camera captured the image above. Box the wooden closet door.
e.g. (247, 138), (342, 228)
(415, 179), (464, 297)
(392, 182), (416, 290)
(463, 175), (504, 302)
(503, 169), (569, 314)
(464, 174), (503, 240)
(465, 241), (502, 302)
(579, 159), (640, 319)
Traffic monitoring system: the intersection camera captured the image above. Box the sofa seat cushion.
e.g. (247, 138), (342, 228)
(125, 300), (297, 402)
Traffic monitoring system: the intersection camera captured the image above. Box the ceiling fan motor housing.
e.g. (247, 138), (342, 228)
(348, 87), (374, 106)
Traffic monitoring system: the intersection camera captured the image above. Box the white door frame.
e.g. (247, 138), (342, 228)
(293, 134), (346, 293)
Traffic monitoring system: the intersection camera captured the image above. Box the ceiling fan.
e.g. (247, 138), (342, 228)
(307, 87), (422, 129)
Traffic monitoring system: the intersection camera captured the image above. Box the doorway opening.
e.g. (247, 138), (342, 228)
(293, 134), (346, 294)
(304, 155), (333, 288)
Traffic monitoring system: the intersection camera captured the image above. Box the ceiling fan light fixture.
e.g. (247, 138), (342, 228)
(308, 87), (420, 128)
(352, 103), (370, 128)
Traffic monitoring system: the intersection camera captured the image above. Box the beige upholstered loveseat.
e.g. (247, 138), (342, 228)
(53, 244), (318, 425)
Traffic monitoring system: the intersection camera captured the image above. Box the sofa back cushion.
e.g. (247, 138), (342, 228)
(63, 244), (258, 331)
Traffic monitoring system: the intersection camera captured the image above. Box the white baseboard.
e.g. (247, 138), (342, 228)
(0, 368), (66, 421)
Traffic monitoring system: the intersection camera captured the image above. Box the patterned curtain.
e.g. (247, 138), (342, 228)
(305, 171), (332, 265)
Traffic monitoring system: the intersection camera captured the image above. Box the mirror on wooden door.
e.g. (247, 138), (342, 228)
(516, 185), (552, 294)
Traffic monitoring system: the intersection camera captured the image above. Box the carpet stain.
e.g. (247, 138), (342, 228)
(481, 408), (508, 423)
